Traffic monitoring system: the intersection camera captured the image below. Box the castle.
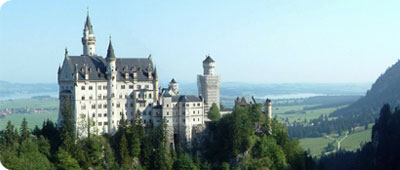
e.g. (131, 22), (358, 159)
(57, 13), (220, 146)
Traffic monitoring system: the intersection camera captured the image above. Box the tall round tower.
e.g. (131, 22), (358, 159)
(203, 55), (216, 75)
(82, 12), (96, 56)
(168, 78), (179, 95)
(106, 39), (117, 133)
(264, 99), (272, 119)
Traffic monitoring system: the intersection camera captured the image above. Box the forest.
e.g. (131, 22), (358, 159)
(0, 102), (316, 170)
(318, 104), (400, 170)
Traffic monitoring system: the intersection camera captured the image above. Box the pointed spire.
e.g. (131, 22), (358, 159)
(106, 37), (116, 61)
(84, 9), (94, 34)
(64, 48), (69, 58)
(154, 65), (158, 79)
(148, 54), (152, 61)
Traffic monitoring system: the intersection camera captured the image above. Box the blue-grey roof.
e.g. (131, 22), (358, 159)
(171, 95), (202, 102)
(106, 40), (116, 60)
(85, 15), (94, 34)
(66, 55), (155, 81)
(203, 56), (215, 63)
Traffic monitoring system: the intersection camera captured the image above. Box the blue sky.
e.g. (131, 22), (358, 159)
(1, 0), (400, 84)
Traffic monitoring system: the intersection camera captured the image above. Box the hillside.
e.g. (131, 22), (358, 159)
(332, 60), (400, 118)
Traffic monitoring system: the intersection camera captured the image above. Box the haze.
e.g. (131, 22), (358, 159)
(1, 0), (399, 84)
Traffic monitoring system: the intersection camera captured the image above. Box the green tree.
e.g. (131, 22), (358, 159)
(20, 117), (30, 141)
(119, 133), (131, 168)
(173, 153), (199, 170)
(208, 103), (221, 121)
(55, 148), (81, 170)
(17, 138), (54, 170)
(153, 119), (172, 170)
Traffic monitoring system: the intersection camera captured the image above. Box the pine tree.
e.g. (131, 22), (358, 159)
(208, 103), (221, 121)
(119, 133), (131, 168)
(20, 117), (30, 141)
(153, 119), (172, 170)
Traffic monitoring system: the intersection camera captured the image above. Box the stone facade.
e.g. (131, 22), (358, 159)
(197, 55), (221, 115)
(57, 14), (215, 146)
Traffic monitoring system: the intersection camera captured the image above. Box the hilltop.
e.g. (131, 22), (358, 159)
(332, 60), (400, 118)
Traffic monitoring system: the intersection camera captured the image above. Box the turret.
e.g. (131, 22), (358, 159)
(153, 66), (159, 102)
(264, 98), (272, 119)
(168, 78), (179, 95)
(82, 11), (96, 56)
(106, 39), (117, 134)
(203, 55), (215, 75)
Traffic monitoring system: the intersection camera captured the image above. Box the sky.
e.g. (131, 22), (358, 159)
(1, 0), (400, 84)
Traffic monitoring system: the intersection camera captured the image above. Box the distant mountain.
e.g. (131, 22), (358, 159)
(332, 60), (400, 117)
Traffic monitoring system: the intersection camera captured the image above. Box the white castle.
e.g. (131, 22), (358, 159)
(57, 14), (220, 146)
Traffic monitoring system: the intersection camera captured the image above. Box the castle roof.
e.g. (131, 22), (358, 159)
(170, 78), (177, 84)
(172, 95), (202, 102)
(65, 55), (154, 81)
(203, 55), (215, 63)
(106, 40), (116, 61)
(84, 13), (94, 34)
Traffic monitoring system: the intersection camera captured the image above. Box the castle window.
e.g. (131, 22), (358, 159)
(104, 122), (108, 125)
(119, 95), (122, 99)
(98, 113), (102, 117)
(98, 85), (102, 90)
(186, 104), (189, 107)
(131, 112), (133, 115)
(145, 85), (149, 89)
(103, 95), (106, 99)
(198, 110), (200, 114)
(193, 111), (195, 114)
(104, 113), (107, 117)
(81, 105), (86, 110)
(82, 96), (85, 100)
(193, 103), (196, 107)
(89, 96), (93, 100)
(80, 114), (86, 119)
(137, 85), (141, 89)
(150, 119), (152, 123)
(144, 120), (147, 123)
(91, 104), (95, 109)
(182, 104), (185, 107)
(98, 95), (101, 99)
(104, 104), (107, 108)
(130, 103), (133, 107)
(193, 118), (195, 121)
(197, 103), (200, 106)
(149, 94), (152, 98)
(182, 119), (185, 122)
(103, 85), (106, 89)
(81, 86), (85, 90)
(198, 118), (200, 121)
(98, 122), (102, 126)
(167, 112), (169, 115)
(125, 95), (128, 99)
(92, 113), (95, 117)
(129, 85), (133, 89)
(121, 85), (125, 89)
(117, 103), (120, 108)
(140, 103), (145, 107)
(167, 104), (169, 107)
(89, 86), (93, 90)
(120, 112), (122, 115)
(111, 93), (115, 98)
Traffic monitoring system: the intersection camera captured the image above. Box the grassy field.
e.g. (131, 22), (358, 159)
(0, 111), (58, 130)
(0, 97), (58, 109)
(299, 136), (334, 156)
(300, 127), (372, 157)
(275, 104), (345, 123)
(341, 128), (372, 151)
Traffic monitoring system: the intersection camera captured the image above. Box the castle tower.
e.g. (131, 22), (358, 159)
(168, 78), (179, 95)
(264, 99), (272, 119)
(82, 12), (96, 56)
(153, 66), (159, 102)
(106, 39), (117, 133)
(197, 55), (221, 115)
